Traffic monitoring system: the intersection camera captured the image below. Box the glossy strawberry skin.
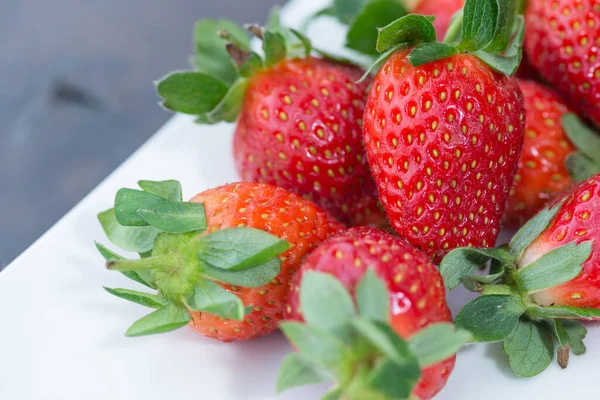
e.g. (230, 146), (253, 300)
(413, 0), (464, 40)
(363, 50), (525, 263)
(287, 227), (454, 400)
(521, 175), (600, 309)
(504, 80), (576, 228)
(525, 0), (600, 127)
(234, 57), (386, 227)
(187, 182), (343, 341)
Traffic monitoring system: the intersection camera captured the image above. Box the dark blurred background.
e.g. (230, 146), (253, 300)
(0, 0), (279, 269)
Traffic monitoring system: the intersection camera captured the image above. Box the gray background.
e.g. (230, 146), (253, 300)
(0, 0), (279, 269)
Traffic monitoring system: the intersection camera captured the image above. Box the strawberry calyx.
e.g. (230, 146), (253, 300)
(155, 9), (319, 125)
(96, 180), (289, 337)
(562, 113), (600, 183)
(359, 0), (524, 80)
(277, 269), (471, 399)
(440, 203), (596, 377)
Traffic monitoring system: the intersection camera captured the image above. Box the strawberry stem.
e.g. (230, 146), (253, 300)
(106, 254), (180, 272)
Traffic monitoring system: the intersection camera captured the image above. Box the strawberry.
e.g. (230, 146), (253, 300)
(96, 180), (342, 341)
(504, 80), (600, 228)
(362, 1), (526, 262)
(441, 173), (600, 377)
(156, 17), (387, 227)
(414, 0), (465, 40)
(525, 0), (600, 127)
(279, 227), (470, 400)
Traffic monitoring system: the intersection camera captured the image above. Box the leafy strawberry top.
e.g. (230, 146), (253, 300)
(278, 269), (471, 399)
(96, 180), (290, 336)
(155, 10), (326, 125)
(361, 0), (525, 77)
(440, 199), (598, 377)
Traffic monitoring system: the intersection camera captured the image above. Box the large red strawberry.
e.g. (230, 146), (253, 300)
(97, 180), (342, 341)
(525, 0), (600, 127)
(362, 3), (526, 262)
(441, 173), (600, 376)
(156, 18), (386, 227)
(280, 227), (470, 400)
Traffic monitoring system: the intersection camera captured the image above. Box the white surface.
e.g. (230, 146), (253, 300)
(1, 1), (599, 399)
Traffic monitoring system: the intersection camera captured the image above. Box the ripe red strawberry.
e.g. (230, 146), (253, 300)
(97, 181), (342, 341)
(525, 0), (600, 127)
(281, 227), (469, 400)
(363, 4), (526, 262)
(504, 80), (600, 228)
(156, 19), (386, 227)
(442, 174), (600, 376)
(414, 0), (464, 40)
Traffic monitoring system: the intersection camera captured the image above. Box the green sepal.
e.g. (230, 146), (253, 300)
(376, 14), (437, 53)
(157, 72), (229, 115)
(195, 78), (249, 124)
(548, 319), (587, 362)
(265, 8), (312, 59)
(351, 317), (416, 366)
(484, 0), (519, 53)
(455, 295), (525, 342)
(115, 188), (168, 227)
(470, 258), (506, 285)
(193, 19), (250, 85)
(443, 10), (463, 43)
(125, 302), (191, 337)
(183, 280), (246, 321)
(98, 208), (160, 253)
(345, 0), (408, 56)
(277, 353), (333, 394)
(355, 269), (389, 323)
(358, 45), (402, 83)
(262, 30), (287, 66)
(440, 247), (515, 290)
(409, 42), (458, 66)
(408, 323), (472, 367)
(137, 180), (182, 202)
(332, 0), (365, 24)
(472, 13), (524, 75)
(104, 287), (166, 309)
(502, 318), (554, 377)
(138, 202), (207, 233)
(300, 271), (356, 343)
(567, 153), (600, 183)
(196, 227), (289, 271)
(526, 305), (600, 320)
(514, 241), (592, 293)
(509, 203), (562, 258)
(239, 53), (263, 78)
(202, 258), (281, 288)
(562, 113), (600, 182)
(459, 0), (498, 51)
(321, 387), (343, 400)
(367, 358), (420, 399)
(280, 322), (350, 368)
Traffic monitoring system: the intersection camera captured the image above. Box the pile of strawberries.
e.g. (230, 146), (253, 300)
(96, 0), (600, 398)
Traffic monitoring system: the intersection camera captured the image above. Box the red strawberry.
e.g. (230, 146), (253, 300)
(97, 181), (342, 341)
(281, 227), (469, 400)
(156, 19), (386, 227)
(413, 0), (465, 40)
(363, 5), (526, 262)
(525, 0), (600, 127)
(442, 174), (600, 376)
(504, 79), (600, 228)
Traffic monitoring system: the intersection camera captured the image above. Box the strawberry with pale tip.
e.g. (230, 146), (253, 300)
(97, 180), (342, 341)
(282, 227), (469, 400)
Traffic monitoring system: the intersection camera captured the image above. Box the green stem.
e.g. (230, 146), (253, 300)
(106, 254), (180, 272)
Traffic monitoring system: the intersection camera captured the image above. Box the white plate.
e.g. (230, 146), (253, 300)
(1, 1), (598, 399)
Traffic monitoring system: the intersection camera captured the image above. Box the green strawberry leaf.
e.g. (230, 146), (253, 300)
(345, 0), (408, 56)
(367, 358), (421, 399)
(509, 203), (562, 258)
(351, 317), (415, 366)
(157, 72), (229, 115)
(125, 302), (191, 337)
(408, 323), (472, 367)
(566, 153), (600, 183)
(527, 305), (600, 320)
(137, 180), (182, 202)
(276, 353), (333, 393)
(115, 188), (169, 226)
(96, 241), (155, 288)
(563, 113), (600, 159)
(193, 19), (250, 85)
(300, 272), (356, 341)
(484, 0), (518, 53)
(138, 202), (207, 233)
(239, 53), (264, 78)
(455, 295), (525, 342)
(515, 241), (592, 293)
(98, 209), (160, 253)
(459, 0), (498, 51)
(356, 269), (389, 323)
(502, 319), (553, 377)
(376, 14), (436, 53)
(409, 42), (458, 66)
(104, 287), (165, 309)
(440, 247), (515, 290)
(280, 322), (350, 368)
(195, 78), (248, 124)
(196, 227), (289, 271)
(202, 258), (281, 288)
(183, 280), (246, 320)
(332, 0), (365, 24)
(263, 30), (287, 66)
